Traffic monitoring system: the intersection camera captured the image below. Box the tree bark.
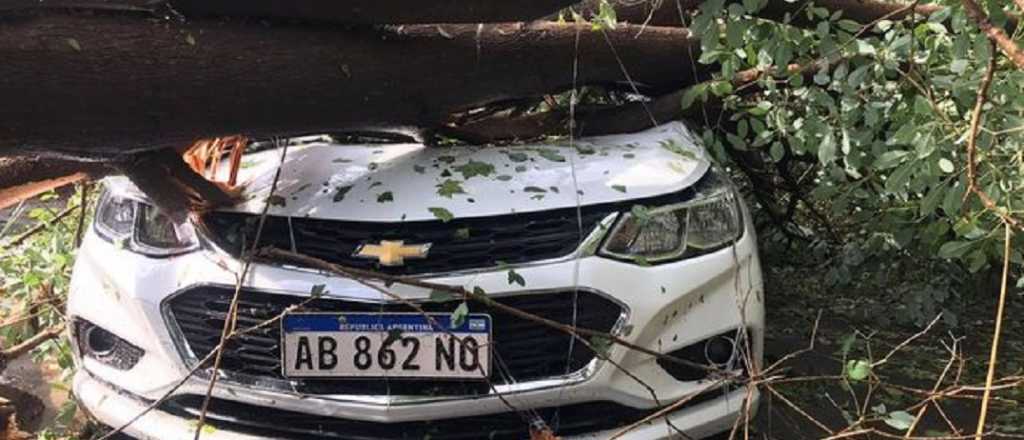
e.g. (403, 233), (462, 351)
(1, 0), (579, 24)
(0, 10), (703, 157)
(0, 156), (108, 209)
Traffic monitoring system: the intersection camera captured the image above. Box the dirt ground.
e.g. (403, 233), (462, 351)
(1, 357), (67, 432)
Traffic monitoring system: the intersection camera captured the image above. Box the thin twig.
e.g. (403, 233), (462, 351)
(0, 203), (78, 250)
(74, 183), (90, 247)
(904, 337), (960, 438)
(873, 313), (942, 368)
(974, 224), (1013, 439)
(962, 45), (1023, 230)
(193, 140), (289, 440)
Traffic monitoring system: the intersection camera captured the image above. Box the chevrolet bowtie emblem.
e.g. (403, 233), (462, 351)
(353, 240), (431, 266)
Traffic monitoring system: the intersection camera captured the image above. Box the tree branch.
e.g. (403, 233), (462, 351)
(0, 325), (64, 374)
(963, 43), (1023, 231)
(0, 12), (703, 157)
(2, 0), (579, 24)
(962, 0), (1024, 70)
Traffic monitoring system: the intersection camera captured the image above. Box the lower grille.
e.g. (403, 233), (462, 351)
(160, 394), (721, 440)
(165, 286), (623, 395)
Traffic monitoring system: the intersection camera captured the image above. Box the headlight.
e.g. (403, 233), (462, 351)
(600, 172), (742, 264)
(94, 189), (198, 256)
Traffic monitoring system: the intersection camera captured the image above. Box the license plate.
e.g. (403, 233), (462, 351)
(281, 313), (491, 379)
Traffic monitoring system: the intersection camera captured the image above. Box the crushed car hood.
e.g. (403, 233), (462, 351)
(231, 122), (709, 221)
(110, 122), (710, 222)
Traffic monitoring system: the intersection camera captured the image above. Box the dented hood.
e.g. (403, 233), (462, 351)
(224, 122), (710, 222)
(105, 122), (710, 222)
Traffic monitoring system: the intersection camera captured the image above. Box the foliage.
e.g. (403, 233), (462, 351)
(687, 0), (1024, 289)
(0, 187), (93, 437)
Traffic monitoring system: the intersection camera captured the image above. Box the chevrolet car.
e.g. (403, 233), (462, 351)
(68, 121), (765, 439)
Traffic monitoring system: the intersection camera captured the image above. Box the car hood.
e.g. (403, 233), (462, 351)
(112, 122), (710, 222)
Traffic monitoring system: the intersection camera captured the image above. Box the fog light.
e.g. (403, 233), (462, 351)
(703, 335), (736, 367)
(84, 325), (118, 356)
(74, 319), (144, 370)
(657, 329), (745, 382)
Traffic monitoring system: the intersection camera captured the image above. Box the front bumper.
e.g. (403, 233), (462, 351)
(75, 371), (757, 439)
(68, 207), (764, 438)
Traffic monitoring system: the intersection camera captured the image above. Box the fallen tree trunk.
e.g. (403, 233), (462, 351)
(1, 0), (579, 24)
(0, 10), (703, 157)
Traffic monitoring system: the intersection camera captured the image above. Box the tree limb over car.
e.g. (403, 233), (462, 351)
(0, 0), (1017, 213)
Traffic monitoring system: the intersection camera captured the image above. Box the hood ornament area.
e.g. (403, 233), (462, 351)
(353, 240), (431, 266)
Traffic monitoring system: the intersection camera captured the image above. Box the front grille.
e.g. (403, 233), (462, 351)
(159, 393), (721, 440)
(165, 286), (623, 395)
(200, 208), (611, 275)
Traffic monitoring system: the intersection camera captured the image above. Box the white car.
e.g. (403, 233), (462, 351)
(68, 122), (764, 439)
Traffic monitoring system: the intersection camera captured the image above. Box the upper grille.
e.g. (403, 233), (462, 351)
(200, 208), (611, 275)
(165, 286), (623, 396)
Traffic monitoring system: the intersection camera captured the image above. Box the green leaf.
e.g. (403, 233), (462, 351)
(453, 160), (496, 179)
(938, 158), (955, 174)
(332, 185), (353, 202)
(453, 227), (470, 240)
(680, 84), (707, 110)
(938, 240), (974, 259)
(429, 289), (455, 303)
(310, 284), (327, 297)
(506, 152), (529, 162)
(589, 335), (613, 358)
(537, 149), (567, 162)
(436, 179), (466, 198)
(611, 184), (627, 193)
(726, 21), (745, 47)
(873, 150), (909, 170)
(848, 64), (871, 88)
(592, 0), (618, 30)
(748, 100), (773, 116)
(885, 161), (915, 194)
(450, 302), (469, 328)
(507, 269), (526, 287)
(883, 410), (916, 431)
(769, 142), (785, 162)
(630, 205), (652, 225)
(523, 186), (547, 193)
(920, 184), (945, 216)
(710, 80), (734, 96)
(837, 19), (861, 32)
(385, 328), (403, 345)
(428, 207), (454, 223)
(376, 191), (394, 203)
(838, 333), (857, 357)
(942, 183), (965, 215)
(266, 195), (287, 207)
(818, 131), (837, 164)
(845, 359), (871, 381)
